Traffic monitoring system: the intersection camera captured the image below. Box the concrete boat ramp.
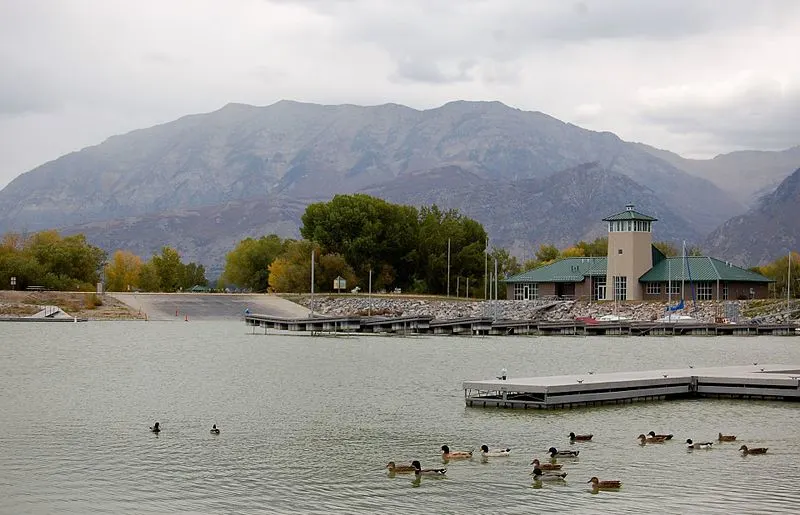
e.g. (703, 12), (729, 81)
(463, 364), (800, 410)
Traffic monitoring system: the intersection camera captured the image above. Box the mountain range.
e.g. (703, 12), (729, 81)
(0, 100), (797, 274)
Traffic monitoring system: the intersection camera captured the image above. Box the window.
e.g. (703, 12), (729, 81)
(723, 283), (728, 300)
(666, 283), (681, 295)
(514, 283), (537, 300)
(618, 249), (623, 255)
(697, 282), (713, 301)
(646, 283), (660, 295)
(614, 276), (627, 300)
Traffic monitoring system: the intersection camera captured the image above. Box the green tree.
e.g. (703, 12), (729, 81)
(179, 262), (208, 289)
(488, 247), (521, 298)
(222, 234), (286, 291)
(151, 247), (183, 292)
(753, 251), (800, 299)
(575, 237), (608, 257)
(138, 262), (161, 292)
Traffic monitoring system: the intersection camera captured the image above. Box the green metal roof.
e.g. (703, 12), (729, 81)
(638, 257), (772, 283)
(603, 205), (657, 222)
(506, 257), (607, 283)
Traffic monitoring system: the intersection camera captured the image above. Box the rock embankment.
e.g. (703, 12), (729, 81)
(295, 295), (800, 323)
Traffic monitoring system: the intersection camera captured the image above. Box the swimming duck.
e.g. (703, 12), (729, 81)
(411, 460), (447, 476)
(647, 431), (673, 440)
(569, 432), (593, 442)
(441, 445), (473, 460)
(718, 432), (737, 442)
(150, 422), (160, 433)
(386, 461), (416, 474)
(530, 459), (562, 470)
(638, 434), (666, 444)
(686, 439), (713, 449)
(548, 447), (579, 458)
(588, 477), (622, 489)
(532, 467), (567, 481)
(480, 445), (511, 457)
(739, 445), (768, 455)
(210, 424), (220, 435)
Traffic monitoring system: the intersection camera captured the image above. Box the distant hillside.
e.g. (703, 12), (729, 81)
(636, 143), (800, 207)
(705, 167), (800, 266)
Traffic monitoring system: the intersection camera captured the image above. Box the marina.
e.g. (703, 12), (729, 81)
(463, 364), (800, 409)
(244, 313), (799, 336)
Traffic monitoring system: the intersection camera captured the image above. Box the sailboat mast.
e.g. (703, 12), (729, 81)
(681, 241), (686, 304)
(668, 258), (672, 319)
(789, 251), (792, 311)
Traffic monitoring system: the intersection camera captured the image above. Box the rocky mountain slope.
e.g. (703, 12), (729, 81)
(705, 167), (800, 266)
(637, 143), (800, 207)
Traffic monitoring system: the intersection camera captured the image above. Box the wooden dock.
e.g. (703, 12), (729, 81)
(244, 313), (799, 337)
(463, 364), (800, 409)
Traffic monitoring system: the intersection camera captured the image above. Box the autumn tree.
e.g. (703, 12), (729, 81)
(104, 250), (142, 291)
(222, 234), (286, 291)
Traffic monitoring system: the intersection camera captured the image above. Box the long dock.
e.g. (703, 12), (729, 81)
(463, 364), (800, 409)
(244, 313), (799, 336)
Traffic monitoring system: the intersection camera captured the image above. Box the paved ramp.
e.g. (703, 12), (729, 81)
(109, 293), (309, 320)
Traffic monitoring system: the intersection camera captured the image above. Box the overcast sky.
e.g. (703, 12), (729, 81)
(1, 0), (799, 187)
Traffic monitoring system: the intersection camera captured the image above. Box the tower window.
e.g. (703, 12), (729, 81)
(618, 249), (623, 255)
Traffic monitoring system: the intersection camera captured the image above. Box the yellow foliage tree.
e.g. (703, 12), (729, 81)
(104, 250), (143, 291)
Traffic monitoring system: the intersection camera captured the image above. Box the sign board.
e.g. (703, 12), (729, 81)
(333, 276), (347, 291)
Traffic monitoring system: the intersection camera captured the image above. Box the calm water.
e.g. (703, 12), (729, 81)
(1, 321), (800, 514)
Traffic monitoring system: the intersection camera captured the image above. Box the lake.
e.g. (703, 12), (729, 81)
(2, 321), (799, 513)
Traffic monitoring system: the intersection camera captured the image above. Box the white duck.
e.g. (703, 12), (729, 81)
(480, 445), (511, 457)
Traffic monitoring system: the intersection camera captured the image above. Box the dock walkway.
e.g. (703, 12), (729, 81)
(463, 364), (800, 409)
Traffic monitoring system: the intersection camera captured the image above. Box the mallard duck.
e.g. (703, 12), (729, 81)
(548, 447), (579, 458)
(638, 434), (666, 444)
(686, 439), (713, 449)
(441, 445), (473, 460)
(647, 431), (673, 440)
(569, 432), (593, 442)
(588, 477), (621, 489)
(530, 459), (562, 470)
(739, 445), (768, 455)
(386, 461), (415, 474)
(210, 424), (220, 435)
(411, 460), (447, 476)
(718, 432), (736, 442)
(150, 422), (160, 433)
(532, 467), (567, 481)
(480, 445), (511, 457)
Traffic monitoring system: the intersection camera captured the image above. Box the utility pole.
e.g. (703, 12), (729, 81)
(447, 238), (451, 297)
(789, 252), (792, 311)
(494, 257), (499, 320)
(484, 239), (488, 300)
(310, 249), (315, 317)
(466, 277), (469, 299)
(369, 268), (372, 317)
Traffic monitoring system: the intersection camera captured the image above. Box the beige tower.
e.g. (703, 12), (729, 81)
(604, 204), (657, 301)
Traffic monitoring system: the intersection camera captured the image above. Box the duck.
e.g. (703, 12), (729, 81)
(441, 445), (473, 460)
(411, 460), (447, 476)
(530, 458), (563, 471)
(739, 445), (768, 455)
(532, 467), (567, 481)
(718, 432), (737, 442)
(150, 422), (160, 433)
(588, 477), (622, 489)
(686, 439), (713, 449)
(647, 431), (673, 440)
(638, 434), (666, 444)
(548, 447), (579, 458)
(569, 432), (593, 442)
(480, 445), (511, 457)
(210, 424), (220, 435)
(386, 461), (416, 474)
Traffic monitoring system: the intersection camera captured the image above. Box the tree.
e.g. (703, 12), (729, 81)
(104, 250), (142, 292)
(179, 262), (208, 289)
(138, 262), (161, 292)
(268, 240), (319, 293)
(488, 247), (521, 298)
(222, 235), (286, 291)
(752, 251), (800, 299)
(534, 244), (560, 264)
(151, 247), (183, 292)
(575, 237), (608, 257)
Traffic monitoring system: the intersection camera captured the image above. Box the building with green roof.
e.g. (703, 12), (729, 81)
(505, 204), (772, 301)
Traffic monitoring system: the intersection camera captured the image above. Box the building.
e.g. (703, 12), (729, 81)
(505, 204), (772, 301)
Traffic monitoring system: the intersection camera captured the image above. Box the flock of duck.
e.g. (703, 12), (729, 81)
(149, 422), (221, 435)
(386, 431), (768, 490)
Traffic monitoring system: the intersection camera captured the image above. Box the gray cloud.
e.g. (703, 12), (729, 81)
(0, 0), (799, 186)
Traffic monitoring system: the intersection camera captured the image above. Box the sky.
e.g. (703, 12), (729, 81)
(1, 0), (799, 188)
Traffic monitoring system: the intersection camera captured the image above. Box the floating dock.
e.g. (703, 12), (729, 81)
(463, 364), (800, 409)
(244, 313), (799, 337)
